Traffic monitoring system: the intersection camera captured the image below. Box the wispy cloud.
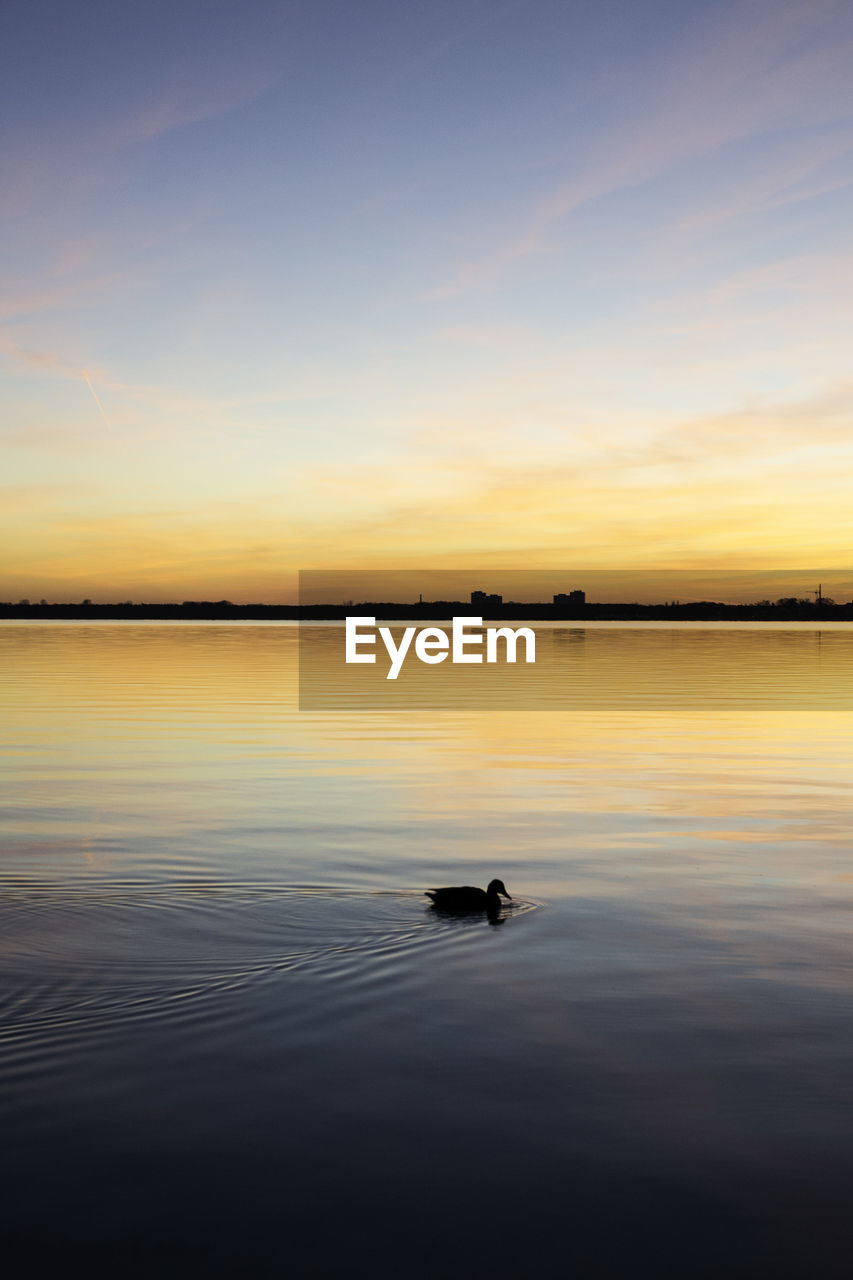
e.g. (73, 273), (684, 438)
(427, 0), (853, 298)
(0, 28), (281, 221)
(0, 334), (83, 379)
(81, 369), (110, 428)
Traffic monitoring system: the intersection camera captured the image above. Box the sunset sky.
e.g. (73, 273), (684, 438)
(3, 0), (852, 603)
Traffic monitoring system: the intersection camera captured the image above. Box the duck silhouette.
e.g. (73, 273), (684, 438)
(425, 879), (512, 914)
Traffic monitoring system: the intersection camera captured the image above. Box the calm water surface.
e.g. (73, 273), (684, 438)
(2, 622), (853, 1277)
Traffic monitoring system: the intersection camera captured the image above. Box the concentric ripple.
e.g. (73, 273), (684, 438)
(0, 883), (539, 1061)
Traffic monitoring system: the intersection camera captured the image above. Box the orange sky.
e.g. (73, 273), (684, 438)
(3, 1), (852, 603)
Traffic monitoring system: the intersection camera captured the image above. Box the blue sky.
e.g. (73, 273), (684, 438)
(3, 0), (852, 600)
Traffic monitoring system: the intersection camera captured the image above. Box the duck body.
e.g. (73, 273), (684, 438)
(425, 879), (512, 913)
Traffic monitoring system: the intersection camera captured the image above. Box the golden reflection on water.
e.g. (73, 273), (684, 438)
(4, 623), (853, 1279)
(2, 621), (852, 905)
(299, 620), (853, 709)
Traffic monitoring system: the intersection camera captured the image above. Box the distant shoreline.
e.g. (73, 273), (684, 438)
(3, 601), (852, 622)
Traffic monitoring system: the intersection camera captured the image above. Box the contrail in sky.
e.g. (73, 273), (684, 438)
(81, 368), (110, 427)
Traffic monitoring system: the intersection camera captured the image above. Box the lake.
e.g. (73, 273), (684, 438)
(2, 621), (853, 1277)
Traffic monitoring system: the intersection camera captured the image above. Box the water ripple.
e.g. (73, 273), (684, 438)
(0, 884), (538, 1072)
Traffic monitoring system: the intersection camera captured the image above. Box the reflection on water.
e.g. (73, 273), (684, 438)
(300, 619), (853, 708)
(2, 622), (853, 1276)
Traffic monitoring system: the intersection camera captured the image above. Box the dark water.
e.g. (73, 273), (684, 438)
(2, 622), (853, 1276)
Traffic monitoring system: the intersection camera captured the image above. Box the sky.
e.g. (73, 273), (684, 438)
(2, 0), (852, 603)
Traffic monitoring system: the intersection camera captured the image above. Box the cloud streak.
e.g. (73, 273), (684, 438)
(81, 369), (110, 428)
(427, 0), (853, 298)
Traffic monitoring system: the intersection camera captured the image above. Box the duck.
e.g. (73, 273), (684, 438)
(425, 879), (512, 913)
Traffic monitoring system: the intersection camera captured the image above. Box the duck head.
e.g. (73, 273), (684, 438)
(487, 879), (512, 900)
